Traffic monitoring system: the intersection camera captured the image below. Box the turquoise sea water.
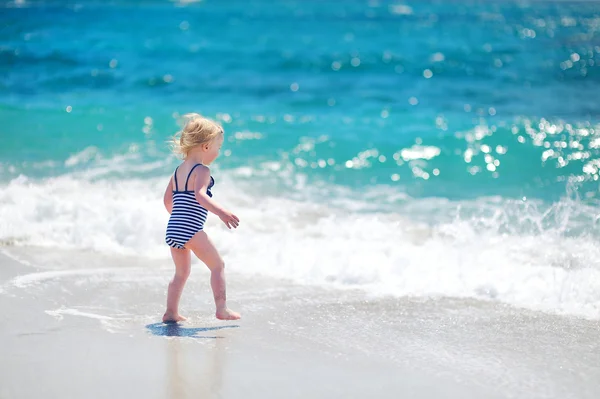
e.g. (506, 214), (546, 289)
(2, 0), (600, 199)
(2, 0), (600, 317)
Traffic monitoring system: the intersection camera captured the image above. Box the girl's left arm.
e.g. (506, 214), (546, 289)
(163, 177), (174, 214)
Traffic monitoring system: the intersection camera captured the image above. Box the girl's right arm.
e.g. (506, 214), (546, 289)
(193, 165), (240, 229)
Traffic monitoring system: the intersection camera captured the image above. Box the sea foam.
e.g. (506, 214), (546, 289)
(2, 166), (600, 319)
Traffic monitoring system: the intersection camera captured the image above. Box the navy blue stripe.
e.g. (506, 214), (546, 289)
(172, 190), (213, 196)
(173, 198), (205, 206)
(166, 229), (196, 238)
(168, 209), (207, 217)
(171, 206), (208, 214)
(168, 222), (204, 231)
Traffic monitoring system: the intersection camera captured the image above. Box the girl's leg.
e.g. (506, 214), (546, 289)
(186, 231), (240, 320)
(163, 247), (192, 323)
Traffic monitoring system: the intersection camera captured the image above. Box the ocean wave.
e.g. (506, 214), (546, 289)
(1, 166), (600, 319)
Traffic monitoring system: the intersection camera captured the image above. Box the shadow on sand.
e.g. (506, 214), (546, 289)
(146, 322), (239, 339)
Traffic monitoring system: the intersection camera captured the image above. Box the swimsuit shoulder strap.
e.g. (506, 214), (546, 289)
(173, 166), (180, 191)
(184, 163), (203, 191)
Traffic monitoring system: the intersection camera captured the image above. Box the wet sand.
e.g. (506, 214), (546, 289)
(1, 248), (599, 399)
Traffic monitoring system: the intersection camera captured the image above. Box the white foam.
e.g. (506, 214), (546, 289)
(64, 146), (100, 167)
(44, 307), (130, 333)
(0, 247), (35, 267)
(45, 307), (114, 321)
(0, 174), (170, 257)
(10, 267), (147, 288)
(2, 168), (600, 319)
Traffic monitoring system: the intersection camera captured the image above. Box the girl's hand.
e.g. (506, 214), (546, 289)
(219, 210), (240, 229)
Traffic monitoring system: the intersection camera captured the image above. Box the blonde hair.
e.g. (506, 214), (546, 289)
(170, 113), (224, 158)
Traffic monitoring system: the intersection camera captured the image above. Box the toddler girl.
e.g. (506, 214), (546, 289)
(163, 113), (241, 322)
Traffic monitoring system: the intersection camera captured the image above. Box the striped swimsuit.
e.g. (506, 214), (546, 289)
(165, 164), (215, 249)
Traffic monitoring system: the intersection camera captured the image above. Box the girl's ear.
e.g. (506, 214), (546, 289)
(202, 143), (210, 151)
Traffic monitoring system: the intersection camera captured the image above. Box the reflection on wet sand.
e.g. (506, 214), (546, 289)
(145, 323), (238, 399)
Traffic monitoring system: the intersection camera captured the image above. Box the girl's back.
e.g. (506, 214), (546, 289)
(172, 161), (202, 193)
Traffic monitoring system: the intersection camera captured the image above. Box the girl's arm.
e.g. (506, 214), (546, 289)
(194, 165), (239, 229)
(163, 177), (174, 214)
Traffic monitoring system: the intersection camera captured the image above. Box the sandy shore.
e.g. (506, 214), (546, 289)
(1, 247), (599, 399)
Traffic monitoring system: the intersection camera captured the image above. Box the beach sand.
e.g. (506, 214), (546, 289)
(1, 247), (599, 399)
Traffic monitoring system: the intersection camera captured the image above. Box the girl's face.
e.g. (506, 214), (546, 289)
(203, 133), (224, 165)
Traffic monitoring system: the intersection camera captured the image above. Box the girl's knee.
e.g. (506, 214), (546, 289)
(211, 259), (225, 272)
(176, 266), (191, 280)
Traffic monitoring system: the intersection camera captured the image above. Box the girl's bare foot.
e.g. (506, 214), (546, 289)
(162, 312), (187, 323)
(216, 308), (241, 320)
